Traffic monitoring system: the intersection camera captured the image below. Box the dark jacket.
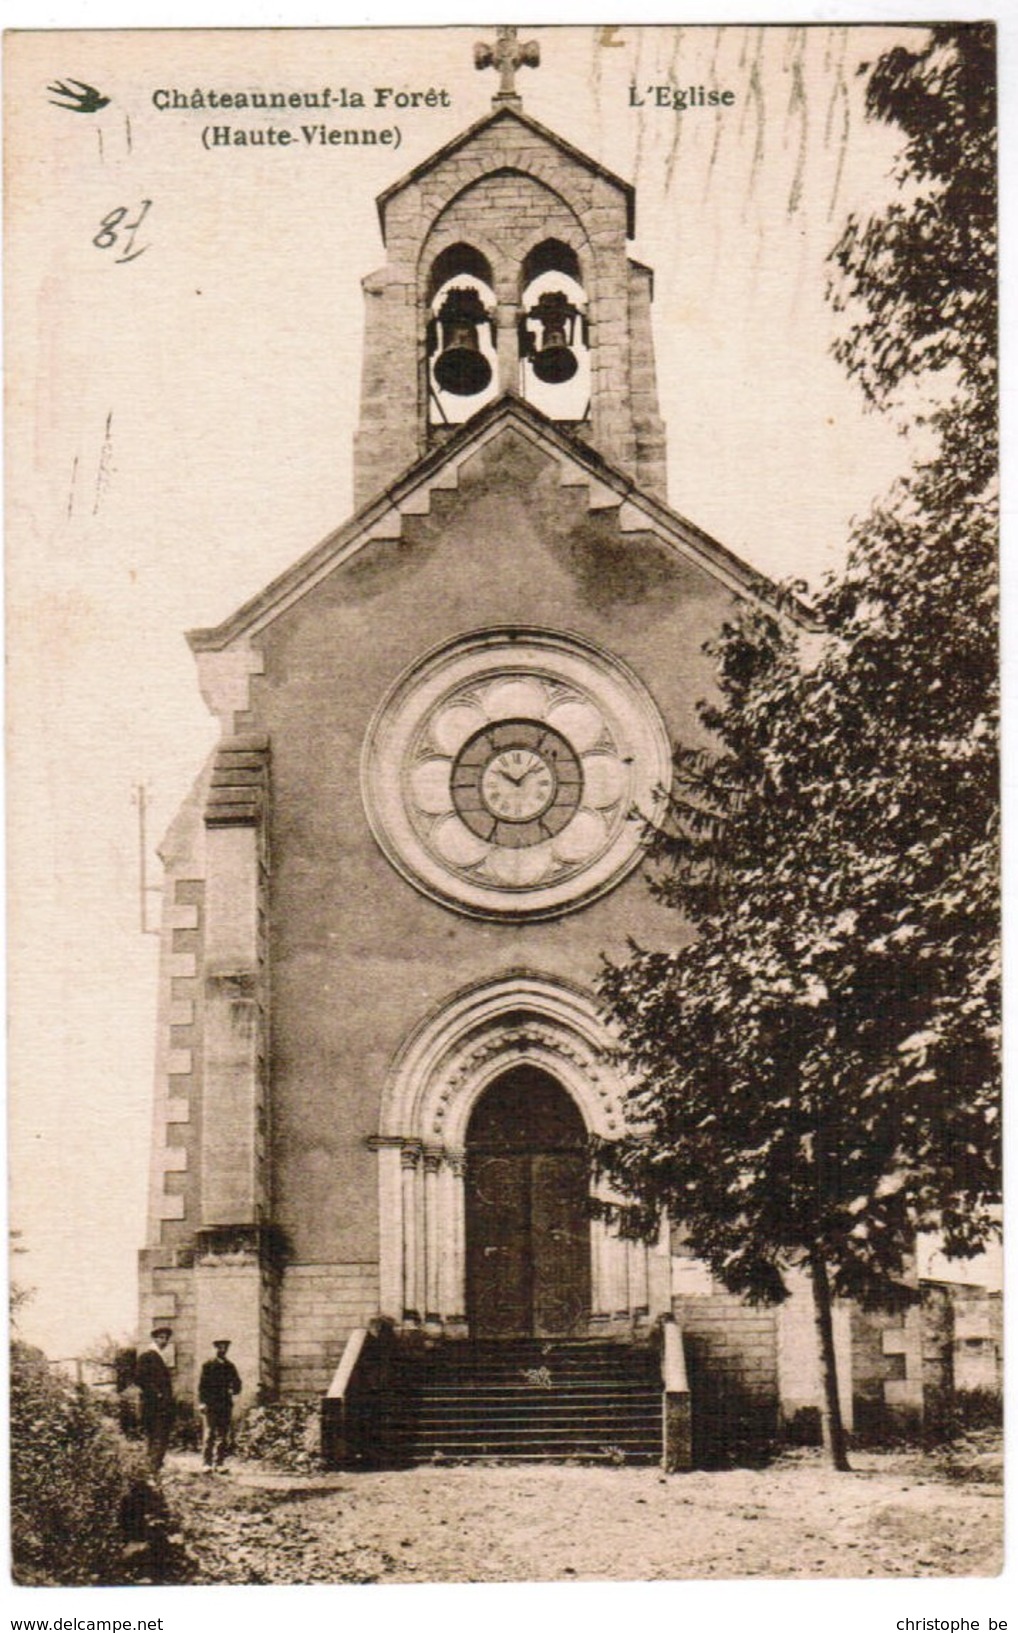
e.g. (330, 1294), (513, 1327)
(136, 1346), (174, 1422)
(199, 1356), (243, 1414)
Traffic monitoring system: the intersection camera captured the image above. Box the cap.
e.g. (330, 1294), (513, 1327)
(151, 1325), (173, 1340)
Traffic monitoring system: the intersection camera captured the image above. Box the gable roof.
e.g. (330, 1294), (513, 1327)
(376, 103), (637, 241)
(187, 394), (817, 655)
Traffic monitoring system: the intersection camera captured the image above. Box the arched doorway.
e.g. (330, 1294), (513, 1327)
(465, 1065), (591, 1338)
(376, 974), (668, 1332)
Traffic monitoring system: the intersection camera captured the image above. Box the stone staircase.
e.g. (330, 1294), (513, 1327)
(380, 1338), (663, 1466)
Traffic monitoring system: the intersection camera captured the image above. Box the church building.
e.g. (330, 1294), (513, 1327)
(140, 31), (990, 1463)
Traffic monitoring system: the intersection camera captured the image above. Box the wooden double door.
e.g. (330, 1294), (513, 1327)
(465, 1066), (591, 1338)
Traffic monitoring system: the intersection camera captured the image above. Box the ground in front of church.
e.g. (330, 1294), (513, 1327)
(161, 1433), (1002, 1583)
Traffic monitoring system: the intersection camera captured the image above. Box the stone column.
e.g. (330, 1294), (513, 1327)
(590, 1217), (612, 1324)
(628, 1238), (649, 1317)
(372, 1137), (404, 1322)
(662, 1317), (692, 1472)
(202, 821), (262, 1226)
(423, 1149), (442, 1322)
(437, 1156), (458, 1320)
(495, 303), (519, 394)
(647, 1219), (672, 1320)
(414, 1147), (428, 1325)
(602, 1225), (630, 1319)
(400, 1145), (421, 1321)
(449, 1154), (467, 1328)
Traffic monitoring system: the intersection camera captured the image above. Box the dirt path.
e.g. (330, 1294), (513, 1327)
(162, 1443), (1002, 1584)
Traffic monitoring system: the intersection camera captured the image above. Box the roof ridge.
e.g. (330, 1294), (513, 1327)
(376, 103), (636, 240)
(187, 394), (817, 655)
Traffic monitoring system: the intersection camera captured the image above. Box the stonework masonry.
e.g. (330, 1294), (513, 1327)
(673, 1291), (779, 1460)
(850, 1303), (925, 1435)
(947, 1282), (1003, 1393)
(279, 1264), (381, 1398)
(140, 769), (210, 1401)
(920, 1281), (1002, 1410)
(138, 1247), (198, 1402)
(355, 106), (665, 506)
(674, 1293), (778, 1395)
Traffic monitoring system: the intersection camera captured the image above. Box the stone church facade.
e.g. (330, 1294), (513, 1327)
(139, 40), (991, 1460)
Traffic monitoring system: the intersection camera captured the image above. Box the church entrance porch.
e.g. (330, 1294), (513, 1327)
(465, 1066), (591, 1338)
(374, 974), (672, 1336)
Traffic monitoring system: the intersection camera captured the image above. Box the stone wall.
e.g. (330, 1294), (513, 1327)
(278, 1264), (381, 1398)
(850, 1303), (925, 1437)
(775, 1270), (853, 1438)
(252, 427), (722, 1270)
(922, 1279), (1003, 1402)
(139, 768), (210, 1396)
(673, 1290), (779, 1463)
(428, 171), (584, 274)
(137, 1244), (198, 1404)
(145, 781), (209, 1259)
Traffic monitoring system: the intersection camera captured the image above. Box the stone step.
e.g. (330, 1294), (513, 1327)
(375, 1338), (664, 1468)
(410, 1397), (666, 1423)
(392, 1428), (662, 1447)
(397, 1380), (658, 1397)
(394, 1349), (653, 1358)
(396, 1353), (658, 1381)
(389, 1440), (661, 1464)
(397, 1364), (658, 1381)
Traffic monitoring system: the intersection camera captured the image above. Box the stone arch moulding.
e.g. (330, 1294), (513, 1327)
(420, 170), (593, 303)
(372, 972), (670, 1332)
(422, 151), (598, 243)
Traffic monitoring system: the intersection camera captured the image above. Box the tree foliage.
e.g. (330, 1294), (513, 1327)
(829, 22), (996, 472)
(596, 25), (998, 1335)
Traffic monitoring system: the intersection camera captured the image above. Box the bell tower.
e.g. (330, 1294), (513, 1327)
(353, 27), (667, 506)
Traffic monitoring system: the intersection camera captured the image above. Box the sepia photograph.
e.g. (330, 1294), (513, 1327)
(5, 9), (1003, 1610)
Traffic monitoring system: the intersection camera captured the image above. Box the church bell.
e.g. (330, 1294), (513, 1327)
(430, 286), (494, 397)
(524, 289), (584, 385)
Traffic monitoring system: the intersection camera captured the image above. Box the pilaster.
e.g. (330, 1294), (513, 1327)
(196, 734), (275, 1394)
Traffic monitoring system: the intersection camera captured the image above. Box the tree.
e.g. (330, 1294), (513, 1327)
(829, 23), (996, 485)
(596, 25), (998, 1470)
(9, 1228), (32, 1324)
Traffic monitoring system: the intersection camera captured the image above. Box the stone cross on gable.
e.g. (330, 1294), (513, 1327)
(474, 25), (540, 106)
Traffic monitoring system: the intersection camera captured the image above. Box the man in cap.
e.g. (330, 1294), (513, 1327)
(198, 1338), (243, 1471)
(136, 1325), (175, 1474)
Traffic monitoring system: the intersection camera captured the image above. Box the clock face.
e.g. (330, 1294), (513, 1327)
(361, 630), (671, 920)
(452, 720), (582, 845)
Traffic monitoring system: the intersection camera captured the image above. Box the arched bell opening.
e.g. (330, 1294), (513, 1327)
(519, 239), (590, 422)
(465, 1065), (591, 1338)
(426, 243), (498, 426)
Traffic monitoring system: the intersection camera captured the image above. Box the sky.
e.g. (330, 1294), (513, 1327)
(4, 17), (995, 1364)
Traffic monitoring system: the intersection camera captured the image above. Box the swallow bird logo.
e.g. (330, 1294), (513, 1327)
(49, 78), (111, 114)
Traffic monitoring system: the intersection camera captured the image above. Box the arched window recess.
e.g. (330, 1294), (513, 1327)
(426, 244), (498, 427)
(518, 240), (590, 423)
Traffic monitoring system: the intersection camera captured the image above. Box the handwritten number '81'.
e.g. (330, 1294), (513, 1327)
(93, 199), (152, 262)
